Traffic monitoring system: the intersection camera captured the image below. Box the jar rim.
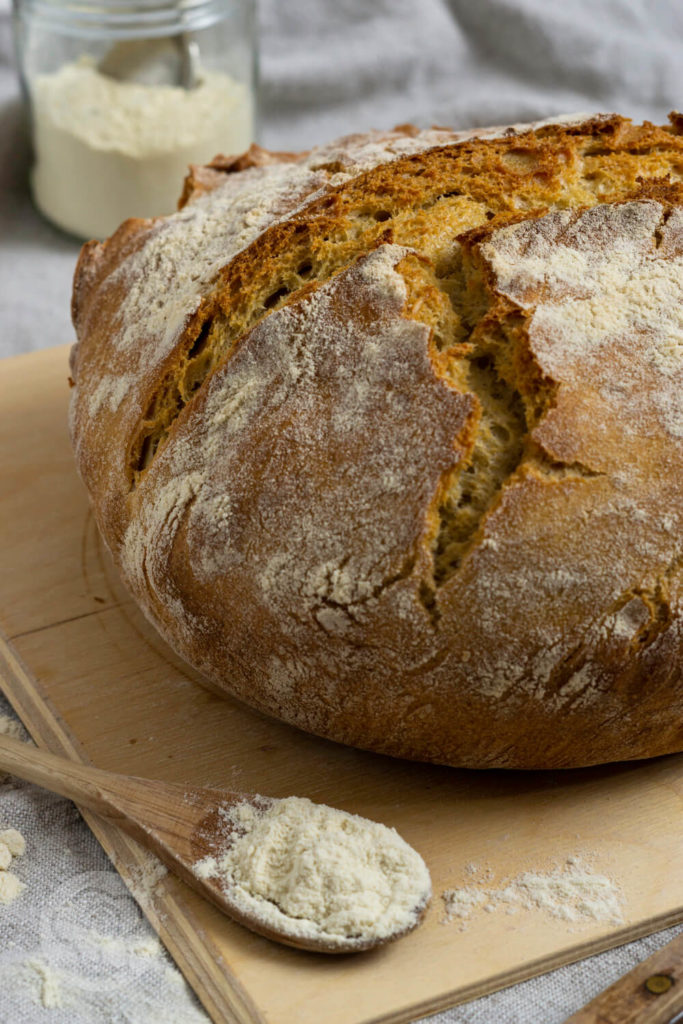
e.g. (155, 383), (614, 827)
(13, 0), (249, 38)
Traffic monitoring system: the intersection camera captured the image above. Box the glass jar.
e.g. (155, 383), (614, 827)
(12, 0), (258, 239)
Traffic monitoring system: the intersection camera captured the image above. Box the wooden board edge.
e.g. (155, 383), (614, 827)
(365, 913), (683, 1024)
(79, 807), (266, 1024)
(0, 630), (266, 1024)
(3, 617), (683, 1024)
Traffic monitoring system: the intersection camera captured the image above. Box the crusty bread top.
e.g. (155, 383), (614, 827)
(70, 114), (683, 514)
(69, 113), (683, 768)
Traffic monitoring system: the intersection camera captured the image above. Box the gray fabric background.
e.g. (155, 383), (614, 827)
(1, 0), (682, 1020)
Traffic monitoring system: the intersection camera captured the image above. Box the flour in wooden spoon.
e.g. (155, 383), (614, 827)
(193, 796), (431, 946)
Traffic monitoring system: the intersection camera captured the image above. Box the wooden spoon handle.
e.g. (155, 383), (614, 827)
(562, 929), (683, 1024)
(0, 732), (118, 816)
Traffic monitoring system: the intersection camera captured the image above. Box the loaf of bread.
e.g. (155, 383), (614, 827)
(69, 113), (683, 769)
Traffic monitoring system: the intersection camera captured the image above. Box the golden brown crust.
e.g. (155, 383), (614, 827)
(70, 115), (683, 769)
(179, 145), (306, 208)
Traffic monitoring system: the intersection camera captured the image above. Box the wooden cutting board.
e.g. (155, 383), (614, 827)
(2, 345), (683, 1024)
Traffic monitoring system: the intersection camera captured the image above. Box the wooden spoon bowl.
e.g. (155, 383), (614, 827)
(0, 734), (430, 953)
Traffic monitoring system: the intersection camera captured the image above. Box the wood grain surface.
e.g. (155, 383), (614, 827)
(1, 345), (683, 1024)
(562, 930), (683, 1024)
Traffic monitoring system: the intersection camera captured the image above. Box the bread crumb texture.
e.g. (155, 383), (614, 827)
(192, 795), (430, 948)
(70, 113), (683, 768)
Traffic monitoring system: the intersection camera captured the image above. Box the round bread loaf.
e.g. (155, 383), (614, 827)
(69, 113), (683, 769)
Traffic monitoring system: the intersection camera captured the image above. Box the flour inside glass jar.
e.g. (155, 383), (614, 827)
(29, 56), (254, 239)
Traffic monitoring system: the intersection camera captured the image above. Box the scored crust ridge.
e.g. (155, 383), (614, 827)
(69, 113), (683, 769)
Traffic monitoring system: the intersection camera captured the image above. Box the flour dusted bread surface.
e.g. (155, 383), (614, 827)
(70, 114), (683, 769)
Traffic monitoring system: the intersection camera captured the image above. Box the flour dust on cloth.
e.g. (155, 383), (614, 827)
(0, 695), (207, 1024)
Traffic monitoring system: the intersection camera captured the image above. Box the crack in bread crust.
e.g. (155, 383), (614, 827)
(125, 118), (683, 491)
(70, 115), (683, 770)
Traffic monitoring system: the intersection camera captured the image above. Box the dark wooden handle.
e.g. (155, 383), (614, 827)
(562, 930), (683, 1024)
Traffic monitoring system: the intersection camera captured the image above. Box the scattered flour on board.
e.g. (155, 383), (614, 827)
(193, 795), (431, 946)
(442, 856), (624, 930)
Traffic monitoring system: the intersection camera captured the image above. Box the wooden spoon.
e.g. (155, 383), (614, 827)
(562, 928), (683, 1023)
(0, 733), (430, 954)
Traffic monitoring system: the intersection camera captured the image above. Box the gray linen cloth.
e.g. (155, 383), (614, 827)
(1, 0), (682, 1019)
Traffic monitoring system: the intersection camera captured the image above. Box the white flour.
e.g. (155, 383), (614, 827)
(27, 958), (63, 1009)
(87, 930), (162, 959)
(0, 828), (26, 906)
(127, 849), (168, 905)
(0, 869), (25, 905)
(0, 717), (28, 906)
(0, 829), (26, 857)
(30, 56), (254, 239)
(481, 200), (683, 440)
(193, 796), (431, 947)
(0, 714), (24, 741)
(0, 706), (204, 1021)
(7, 952), (208, 1023)
(87, 373), (135, 418)
(442, 856), (623, 929)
